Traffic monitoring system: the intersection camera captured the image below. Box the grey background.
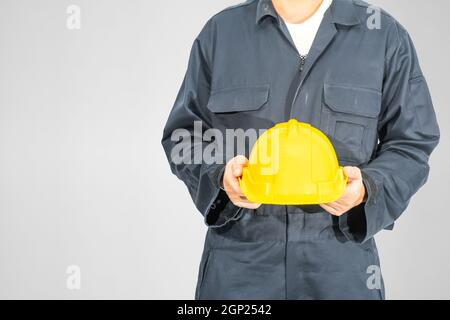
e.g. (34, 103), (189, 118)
(0, 0), (448, 299)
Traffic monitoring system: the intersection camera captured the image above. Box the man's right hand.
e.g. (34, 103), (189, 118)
(222, 156), (262, 210)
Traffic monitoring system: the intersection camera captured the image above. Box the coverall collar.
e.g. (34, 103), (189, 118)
(256, 0), (362, 26)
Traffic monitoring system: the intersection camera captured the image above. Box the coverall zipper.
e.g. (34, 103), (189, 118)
(299, 55), (306, 71)
(290, 55), (307, 118)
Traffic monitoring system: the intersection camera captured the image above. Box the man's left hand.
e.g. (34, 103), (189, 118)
(320, 167), (366, 217)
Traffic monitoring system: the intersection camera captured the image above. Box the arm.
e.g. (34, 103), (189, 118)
(337, 24), (440, 243)
(161, 22), (257, 228)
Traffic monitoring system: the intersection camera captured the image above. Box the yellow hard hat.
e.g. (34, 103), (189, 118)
(239, 119), (347, 205)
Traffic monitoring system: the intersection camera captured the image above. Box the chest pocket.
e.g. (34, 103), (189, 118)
(206, 85), (273, 130)
(320, 84), (381, 165)
(207, 85), (269, 113)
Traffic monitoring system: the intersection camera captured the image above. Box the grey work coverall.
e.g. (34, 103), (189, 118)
(161, 0), (440, 299)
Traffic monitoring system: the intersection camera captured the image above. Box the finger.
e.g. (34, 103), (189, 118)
(232, 197), (254, 204)
(333, 201), (349, 213)
(320, 204), (340, 216)
(323, 201), (347, 214)
(226, 179), (255, 205)
(231, 163), (243, 177)
(231, 194), (260, 205)
(234, 201), (261, 210)
(234, 155), (248, 166)
(231, 156), (249, 177)
(227, 174), (246, 196)
(344, 166), (362, 183)
(229, 191), (260, 207)
(322, 201), (342, 212)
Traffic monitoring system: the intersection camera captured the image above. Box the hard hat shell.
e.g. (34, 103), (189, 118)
(240, 119), (347, 205)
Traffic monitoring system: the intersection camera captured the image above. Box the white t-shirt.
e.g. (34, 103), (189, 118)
(284, 0), (333, 56)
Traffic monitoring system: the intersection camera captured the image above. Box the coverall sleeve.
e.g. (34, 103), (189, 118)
(339, 24), (440, 244)
(161, 21), (242, 228)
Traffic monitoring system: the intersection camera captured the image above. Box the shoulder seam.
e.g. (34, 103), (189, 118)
(392, 20), (411, 47)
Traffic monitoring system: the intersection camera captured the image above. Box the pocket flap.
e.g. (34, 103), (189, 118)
(324, 84), (381, 118)
(207, 85), (269, 113)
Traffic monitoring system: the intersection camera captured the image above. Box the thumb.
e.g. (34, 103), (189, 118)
(344, 166), (362, 182)
(231, 156), (248, 177)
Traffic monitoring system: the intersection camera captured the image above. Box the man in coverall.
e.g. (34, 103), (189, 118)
(162, 0), (440, 299)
